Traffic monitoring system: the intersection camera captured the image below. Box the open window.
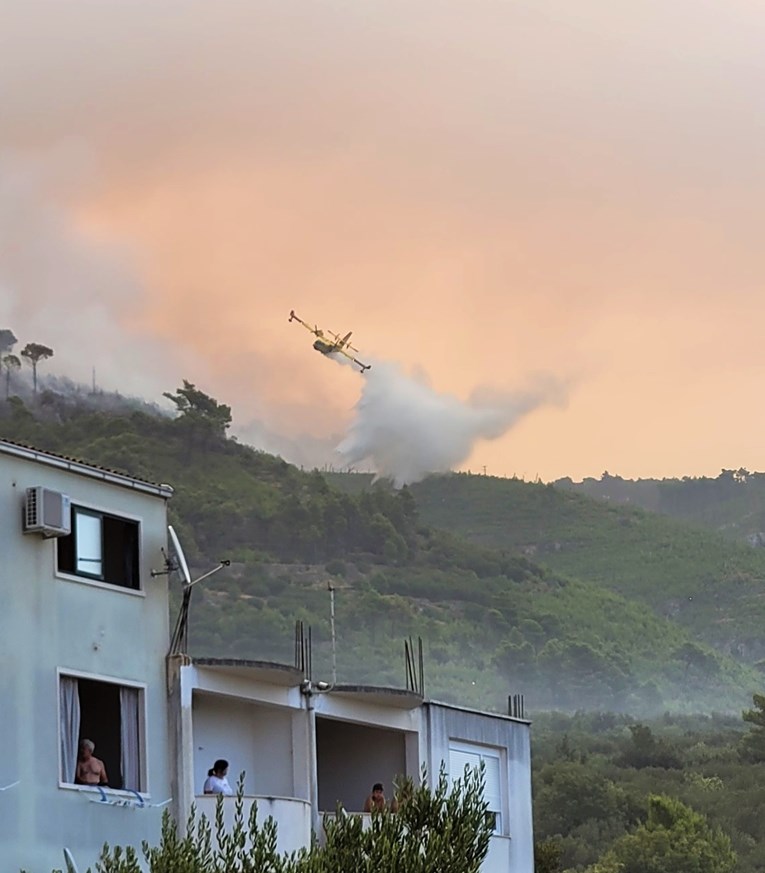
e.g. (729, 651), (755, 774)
(449, 741), (503, 833)
(59, 673), (145, 791)
(57, 506), (140, 590)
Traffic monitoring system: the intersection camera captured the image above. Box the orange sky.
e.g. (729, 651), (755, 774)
(2, 0), (765, 481)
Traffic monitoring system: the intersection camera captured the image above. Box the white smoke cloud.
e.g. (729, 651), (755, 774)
(235, 415), (348, 472)
(0, 145), (564, 481)
(336, 360), (565, 486)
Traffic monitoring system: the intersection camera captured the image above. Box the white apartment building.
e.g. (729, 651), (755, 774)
(0, 440), (174, 873)
(1, 438), (534, 873)
(171, 660), (534, 873)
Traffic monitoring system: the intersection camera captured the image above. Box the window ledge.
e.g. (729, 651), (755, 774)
(55, 571), (146, 597)
(59, 783), (152, 803)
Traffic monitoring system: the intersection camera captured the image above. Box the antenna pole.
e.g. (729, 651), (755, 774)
(328, 582), (337, 686)
(185, 560), (230, 589)
(167, 560), (230, 656)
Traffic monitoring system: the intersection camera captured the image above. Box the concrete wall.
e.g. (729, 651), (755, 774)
(0, 450), (172, 873)
(192, 693), (296, 797)
(195, 794), (311, 856)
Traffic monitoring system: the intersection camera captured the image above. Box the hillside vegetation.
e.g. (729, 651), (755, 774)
(0, 384), (759, 713)
(532, 708), (765, 873)
(10, 376), (765, 871)
(406, 473), (765, 665)
(556, 469), (765, 539)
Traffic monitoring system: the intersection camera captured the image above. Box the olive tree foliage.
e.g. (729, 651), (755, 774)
(88, 776), (289, 873)
(307, 768), (493, 873)
(84, 767), (492, 873)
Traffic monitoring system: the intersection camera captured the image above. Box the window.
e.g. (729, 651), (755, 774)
(59, 673), (144, 792)
(449, 741), (503, 832)
(58, 506), (140, 590)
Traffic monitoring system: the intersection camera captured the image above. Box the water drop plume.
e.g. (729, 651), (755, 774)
(336, 360), (563, 486)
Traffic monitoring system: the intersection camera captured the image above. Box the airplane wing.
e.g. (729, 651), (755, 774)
(335, 346), (372, 373)
(289, 310), (321, 337)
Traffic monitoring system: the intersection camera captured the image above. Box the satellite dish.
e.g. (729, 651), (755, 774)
(63, 848), (81, 873)
(166, 526), (230, 655)
(168, 525), (192, 586)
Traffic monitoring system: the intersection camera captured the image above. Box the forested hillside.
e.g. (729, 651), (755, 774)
(9, 379), (765, 870)
(404, 473), (765, 665)
(0, 382), (759, 714)
(532, 707), (765, 873)
(554, 469), (765, 539)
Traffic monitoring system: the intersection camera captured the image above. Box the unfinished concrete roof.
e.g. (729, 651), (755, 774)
(193, 657), (304, 687)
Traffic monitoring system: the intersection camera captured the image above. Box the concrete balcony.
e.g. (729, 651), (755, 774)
(194, 794), (312, 855)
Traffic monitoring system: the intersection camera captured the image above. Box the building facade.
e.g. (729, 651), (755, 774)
(1, 439), (533, 872)
(0, 441), (174, 873)
(172, 660), (535, 873)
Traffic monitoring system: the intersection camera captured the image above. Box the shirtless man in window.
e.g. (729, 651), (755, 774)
(75, 738), (108, 786)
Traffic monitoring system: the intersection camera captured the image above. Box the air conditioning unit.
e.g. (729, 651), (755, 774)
(23, 487), (72, 538)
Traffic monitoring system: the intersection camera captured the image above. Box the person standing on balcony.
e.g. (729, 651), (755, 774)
(203, 759), (233, 795)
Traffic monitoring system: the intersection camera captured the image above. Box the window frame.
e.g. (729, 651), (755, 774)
(55, 501), (144, 596)
(56, 668), (150, 797)
(448, 739), (506, 835)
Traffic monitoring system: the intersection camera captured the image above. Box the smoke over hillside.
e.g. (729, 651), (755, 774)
(0, 147), (192, 398)
(336, 360), (564, 486)
(0, 150), (562, 480)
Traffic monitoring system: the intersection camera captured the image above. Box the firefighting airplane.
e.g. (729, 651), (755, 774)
(289, 310), (371, 373)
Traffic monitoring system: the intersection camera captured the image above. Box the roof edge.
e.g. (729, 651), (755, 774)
(425, 698), (532, 725)
(0, 439), (174, 499)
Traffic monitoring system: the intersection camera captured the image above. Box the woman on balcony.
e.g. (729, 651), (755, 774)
(203, 759), (233, 796)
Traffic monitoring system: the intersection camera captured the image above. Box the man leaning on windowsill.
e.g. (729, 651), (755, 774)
(75, 738), (109, 786)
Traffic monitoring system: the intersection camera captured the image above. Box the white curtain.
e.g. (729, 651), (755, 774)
(120, 686), (141, 791)
(59, 676), (80, 783)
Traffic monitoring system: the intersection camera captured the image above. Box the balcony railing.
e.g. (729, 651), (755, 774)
(194, 794), (311, 855)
